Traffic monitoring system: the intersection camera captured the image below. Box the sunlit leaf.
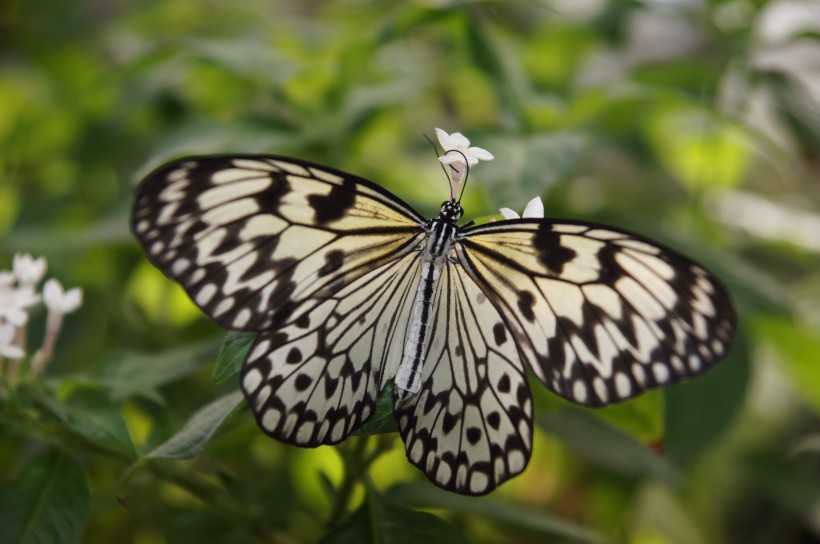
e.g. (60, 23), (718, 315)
(645, 104), (752, 192)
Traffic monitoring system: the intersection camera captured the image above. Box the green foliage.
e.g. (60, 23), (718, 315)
(0, 450), (89, 544)
(1, 0), (820, 542)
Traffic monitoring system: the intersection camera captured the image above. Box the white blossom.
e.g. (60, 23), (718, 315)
(500, 196), (545, 220)
(0, 285), (40, 326)
(43, 279), (83, 315)
(435, 128), (494, 167)
(0, 271), (15, 287)
(0, 323), (23, 359)
(13, 253), (47, 287)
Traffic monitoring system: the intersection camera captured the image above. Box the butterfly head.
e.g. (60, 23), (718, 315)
(439, 200), (464, 223)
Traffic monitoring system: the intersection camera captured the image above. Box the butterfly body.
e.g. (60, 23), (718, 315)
(397, 208), (462, 398)
(132, 154), (735, 495)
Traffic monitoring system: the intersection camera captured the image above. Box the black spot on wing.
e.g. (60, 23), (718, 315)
(533, 225), (577, 274)
(294, 373), (313, 392)
(257, 175), (290, 211)
(318, 249), (345, 277)
(517, 291), (536, 322)
(486, 411), (501, 430)
(286, 347), (302, 363)
(466, 427), (482, 445)
(497, 374), (511, 394)
(309, 178), (357, 223)
(492, 323), (507, 346)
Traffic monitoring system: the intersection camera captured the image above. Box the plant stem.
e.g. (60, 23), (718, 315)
(326, 436), (371, 528)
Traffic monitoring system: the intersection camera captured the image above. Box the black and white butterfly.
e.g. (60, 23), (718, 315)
(131, 153), (735, 495)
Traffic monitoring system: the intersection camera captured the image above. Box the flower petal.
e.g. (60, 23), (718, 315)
(499, 207), (521, 220)
(435, 128), (454, 150)
(61, 288), (83, 314)
(447, 131), (471, 149)
(13, 253), (47, 286)
(522, 196), (545, 218)
(438, 153), (464, 165)
(43, 278), (64, 310)
(467, 146), (494, 161)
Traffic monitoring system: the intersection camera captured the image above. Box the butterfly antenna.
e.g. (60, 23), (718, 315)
(423, 133), (453, 188)
(441, 149), (470, 203)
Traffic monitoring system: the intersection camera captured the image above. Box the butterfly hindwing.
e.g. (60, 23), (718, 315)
(394, 262), (532, 495)
(242, 251), (425, 445)
(457, 220), (735, 407)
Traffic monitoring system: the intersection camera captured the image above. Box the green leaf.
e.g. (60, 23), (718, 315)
(537, 408), (680, 484)
(353, 382), (397, 436)
(664, 327), (750, 467)
(319, 490), (470, 544)
(754, 314), (820, 415)
(0, 450), (90, 544)
(389, 483), (607, 544)
(89, 338), (223, 402)
(146, 390), (244, 460)
(63, 390), (138, 461)
(213, 331), (255, 384)
(590, 390), (664, 442)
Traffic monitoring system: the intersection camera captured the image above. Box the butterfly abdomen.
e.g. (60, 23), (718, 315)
(395, 219), (458, 398)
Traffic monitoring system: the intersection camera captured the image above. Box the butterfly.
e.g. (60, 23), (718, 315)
(131, 152), (735, 495)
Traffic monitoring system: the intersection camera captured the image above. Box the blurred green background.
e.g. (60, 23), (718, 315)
(2, 0), (820, 542)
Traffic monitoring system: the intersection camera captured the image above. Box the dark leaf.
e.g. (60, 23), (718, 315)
(0, 450), (90, 544)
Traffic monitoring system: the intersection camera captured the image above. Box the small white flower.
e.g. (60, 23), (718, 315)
(500, 196), (545, 220)
(13, 253), (47, 286)
(435, 128), (494, 167)
(0, 322), (23, 359)
(0, 285), (40, 326)
(43, 279), (83, 314)
(0, 271), (15, 287)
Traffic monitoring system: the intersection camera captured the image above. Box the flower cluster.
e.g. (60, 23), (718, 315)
(0, 253), (82, 384)
(435, 128), (545, 220)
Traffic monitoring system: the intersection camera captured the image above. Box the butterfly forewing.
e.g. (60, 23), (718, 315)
(132, 155), (425, 331)
(457, 220), (735, 406)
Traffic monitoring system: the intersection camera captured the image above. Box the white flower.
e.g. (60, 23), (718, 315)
(43, 279), (83, 314)
(0, 271), (15, 287)
(0, 322), (23, 359)
(13, 253), (47, 287)
(0, 285), (40, 326)
(500, 196), (545, 220)
(435, 128), (494, 167)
